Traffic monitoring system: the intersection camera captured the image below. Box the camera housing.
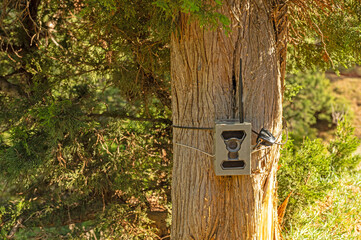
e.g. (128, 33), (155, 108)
(214, 120), (251, 175)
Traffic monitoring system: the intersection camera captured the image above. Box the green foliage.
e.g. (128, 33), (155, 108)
(153, 0), (230, 30)
(278, 119), (361, 226)
(328, 120), (361, 172)
(0, 0), (175, 237)
(282, 170), (361, 239)
(287, 0), (361, 72)
(0, 199), (29, 238)
(283, 82), (303, 102)
(283, 71), (349, 143)
(92, 203), (161, 239)
(1, 111), (172, 238)
(278, 138), (331, 218)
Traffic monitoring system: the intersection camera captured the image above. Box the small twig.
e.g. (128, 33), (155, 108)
(312, 19), (334, 68)
(304, 171), (311, 184)
(7, 217), (24, 239)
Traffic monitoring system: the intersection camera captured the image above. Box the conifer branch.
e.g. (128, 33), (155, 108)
(89, 112), (172, 125)
(7, 217), (23, 239)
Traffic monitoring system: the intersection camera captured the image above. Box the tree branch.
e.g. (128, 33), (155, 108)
(6, 217), (23, 239)
(89, 112), (172, 125)
(0, 41), (24, 56)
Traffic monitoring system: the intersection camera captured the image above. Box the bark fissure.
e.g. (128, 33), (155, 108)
(231, 28), (242, 119)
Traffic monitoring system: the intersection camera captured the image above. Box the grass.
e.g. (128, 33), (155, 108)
(283, 169), (361, 239)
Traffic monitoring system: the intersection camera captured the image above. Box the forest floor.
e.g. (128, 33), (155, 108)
(283, 170), (361, 239)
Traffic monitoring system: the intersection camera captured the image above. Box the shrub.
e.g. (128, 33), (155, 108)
(278, 119), (361, 227)
(283, 71), (350, 144)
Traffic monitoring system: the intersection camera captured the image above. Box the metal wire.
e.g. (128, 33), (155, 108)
(172, 125), (213, 130)
(174, 142), (215, 157)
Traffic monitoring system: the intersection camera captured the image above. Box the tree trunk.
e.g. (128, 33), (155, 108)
(170, 0), (287, 239)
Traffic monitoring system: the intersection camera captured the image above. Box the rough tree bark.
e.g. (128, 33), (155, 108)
(171, 0), (287, 239)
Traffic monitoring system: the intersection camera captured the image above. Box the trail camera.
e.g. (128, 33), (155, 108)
(214, 120), (251, 175)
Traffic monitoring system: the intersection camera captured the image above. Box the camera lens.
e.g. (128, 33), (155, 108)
(228, 139), (238, 150)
